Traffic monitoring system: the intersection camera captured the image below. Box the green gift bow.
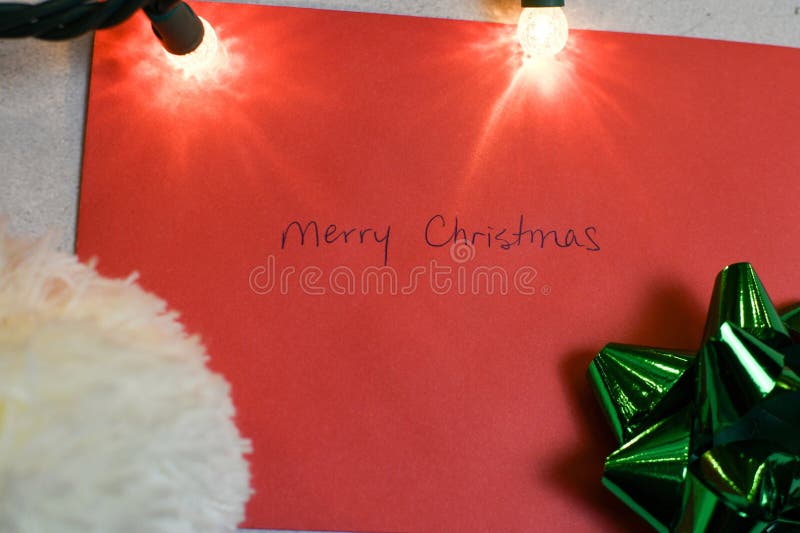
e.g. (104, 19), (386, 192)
(588, 263), (800, 532)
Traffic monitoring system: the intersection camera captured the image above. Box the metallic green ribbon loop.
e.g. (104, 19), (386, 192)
(588, 263), (800, 532)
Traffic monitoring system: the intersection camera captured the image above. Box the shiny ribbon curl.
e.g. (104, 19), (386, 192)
(588, 263), (800, 532)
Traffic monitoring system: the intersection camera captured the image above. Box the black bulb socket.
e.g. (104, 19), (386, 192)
(521, 0), (565, 7)
(144, 0), (204, 55)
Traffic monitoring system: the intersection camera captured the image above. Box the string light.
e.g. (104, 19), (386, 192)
(0, 0), (209, 59)
(4, 0), (566, 75)
(163, 17), (225, 80)
(145, 0), (206, 55)
(144, 1), (225, 80)
(517, 0), (569, 59)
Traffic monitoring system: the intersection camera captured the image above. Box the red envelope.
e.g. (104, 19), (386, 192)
(78, 5), (800, 531)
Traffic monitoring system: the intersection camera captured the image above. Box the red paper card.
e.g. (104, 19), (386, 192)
(78, 5), (800, 531)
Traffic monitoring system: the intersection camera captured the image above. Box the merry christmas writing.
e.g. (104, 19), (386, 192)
(280, 215), (601, 266)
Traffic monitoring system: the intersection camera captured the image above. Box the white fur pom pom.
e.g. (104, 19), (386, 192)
(0, 230), (252, 533)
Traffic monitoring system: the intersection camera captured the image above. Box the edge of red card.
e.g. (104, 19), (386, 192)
(79, 4), (800, 532)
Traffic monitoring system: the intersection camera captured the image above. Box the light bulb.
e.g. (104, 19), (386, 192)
(516, 6), (569, 59)
(164, 17), (225, 81)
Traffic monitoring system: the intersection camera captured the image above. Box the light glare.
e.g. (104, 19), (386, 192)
(164, 17), (225, 81)
(516, 7), (569, 59)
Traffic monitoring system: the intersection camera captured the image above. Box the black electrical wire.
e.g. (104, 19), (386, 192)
(0, 0), (204, 56)
(0, 0), (146, 40)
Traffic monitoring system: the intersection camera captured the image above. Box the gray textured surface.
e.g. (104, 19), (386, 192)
(0, 1), (799, 532)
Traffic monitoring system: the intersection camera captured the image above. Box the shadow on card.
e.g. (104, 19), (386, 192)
(542, 280), (705, 531)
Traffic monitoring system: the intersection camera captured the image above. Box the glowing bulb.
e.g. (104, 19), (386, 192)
(164, 17), (225, 81)
(516, 7), (569, 59)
